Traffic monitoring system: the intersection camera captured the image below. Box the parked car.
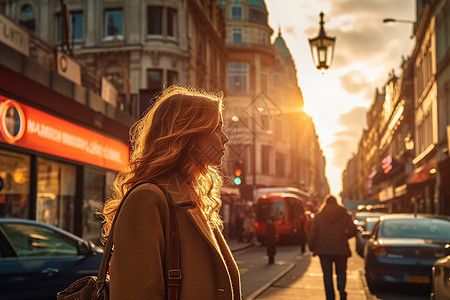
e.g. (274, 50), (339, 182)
(362, 214), (450, 292)
(254, 193), (309, 246)
(353, 211), (385, 227)
(0, 218), (103, 300)
(355, 216), (379, 257)
(431, 255), (450, 300)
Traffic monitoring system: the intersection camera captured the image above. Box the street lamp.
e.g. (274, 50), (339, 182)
(383, 18), (415, 24)
(383, 18), (416, 39)
(308, 12), (336, 71)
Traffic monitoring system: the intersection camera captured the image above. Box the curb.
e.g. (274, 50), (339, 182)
(231, 243), (256, 253)
(359, 270), (381, 300)
(246, 263), (296, 300)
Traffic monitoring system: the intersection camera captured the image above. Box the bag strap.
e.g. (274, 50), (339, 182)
(95, 181), (181, 300)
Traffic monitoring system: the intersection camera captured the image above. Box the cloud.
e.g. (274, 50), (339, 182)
(302, 1), (415, 73)
(284, 25), (296, 36)
(337, 106), (367, 129)
(339, 71), (371, 95)
(326, 106), (367, 167)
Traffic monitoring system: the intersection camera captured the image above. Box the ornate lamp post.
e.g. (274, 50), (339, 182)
(308, 12), (336, 71)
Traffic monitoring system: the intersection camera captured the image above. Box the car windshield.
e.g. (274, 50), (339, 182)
(257, 202), (285, 221)
(365, 220), (378, 232)
(380, 218), (450, 240)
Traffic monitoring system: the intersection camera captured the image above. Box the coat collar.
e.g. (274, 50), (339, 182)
(152, 174), (195, 207)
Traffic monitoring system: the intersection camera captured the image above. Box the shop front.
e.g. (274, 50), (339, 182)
(407, 158), (437, 214)
(0, 95), (129, 244)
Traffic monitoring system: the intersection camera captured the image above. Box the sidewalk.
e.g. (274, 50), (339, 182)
(228, 239), (255, 253)
(252, 250), (372, 300)
(228, 237), (377, 300)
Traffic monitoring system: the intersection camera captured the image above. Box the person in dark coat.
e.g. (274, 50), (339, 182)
(308, 195), (357, 300)
(266, 216), (277, 264)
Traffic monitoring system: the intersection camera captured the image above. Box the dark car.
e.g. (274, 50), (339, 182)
(362, 214), (450, 292)
(0, 218), (103, 300)
(355, 216), (379, 257)
(431, 255), (450, 300)
(353, 211), (384, 227)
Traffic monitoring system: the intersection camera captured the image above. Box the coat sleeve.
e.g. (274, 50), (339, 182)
(345, 213), (357, 239)
(109, 186), (168, 300)
(308, 218), (318, 252)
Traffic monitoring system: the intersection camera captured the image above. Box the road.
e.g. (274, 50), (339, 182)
(234, 239), (431, 300)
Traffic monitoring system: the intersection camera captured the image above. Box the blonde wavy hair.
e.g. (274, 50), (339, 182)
(100, 85), (225, 244)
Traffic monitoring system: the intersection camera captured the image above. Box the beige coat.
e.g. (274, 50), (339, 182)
(109, 181), (242, 299)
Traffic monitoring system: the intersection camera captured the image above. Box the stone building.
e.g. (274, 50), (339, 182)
(3, 0), (227, 116)
(220, 0), (329, 203)
(342, 0), (450, 216)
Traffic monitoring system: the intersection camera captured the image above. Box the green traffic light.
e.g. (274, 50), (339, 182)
(233, 177), (242, 185)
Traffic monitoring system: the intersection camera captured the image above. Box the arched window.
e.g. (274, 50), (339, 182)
(19, 4), (36, 32)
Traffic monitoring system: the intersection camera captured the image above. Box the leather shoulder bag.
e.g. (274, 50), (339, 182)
(57, 181), (181, 300)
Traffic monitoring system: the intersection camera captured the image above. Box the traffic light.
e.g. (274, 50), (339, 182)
(233, 160), (245, 185)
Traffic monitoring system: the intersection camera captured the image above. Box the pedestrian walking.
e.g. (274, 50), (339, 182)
(308, 195), (357, 300)
(266, 216), (277, 264)
(100, 85), (241, 299)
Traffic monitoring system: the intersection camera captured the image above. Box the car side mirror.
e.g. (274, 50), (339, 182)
(361, 232), (371, 239)
(78, 240), (95, 257)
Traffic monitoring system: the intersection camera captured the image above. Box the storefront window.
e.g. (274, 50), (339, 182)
(83, 168), (105, 245)
(0, 150), (30, 218)
(37, 158), (76, 232)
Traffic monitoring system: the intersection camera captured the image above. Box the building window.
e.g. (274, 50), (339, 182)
(167, 70), (179, 86)
(167, 7), (177, 37)
(37, 158), (76, 233)
(19, 4), (36, 32)
(249, 8), (267, 25)
(57, 11), (84, 42)
(147, 6), (177, 37)
(0, 150), (30, 218)
(83, 168), (105, 245)
(70, 11), (84, 40)
(261, 145), (271, 175)
(260, 72), (268, 93)
(228, 62), (249, 93)
(232, 27), (242, 44)
(276, 153), (286, 177)
(148, 6), (162, 35)
(147, 69), (163, 90)
(105, 9), (123, 39)
(231, 6), (242, 21)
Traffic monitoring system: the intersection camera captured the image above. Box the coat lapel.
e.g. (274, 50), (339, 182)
(186, 207), (221, 254)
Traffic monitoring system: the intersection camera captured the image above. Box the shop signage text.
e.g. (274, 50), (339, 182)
(0, 14), (29, 56)
(0, 96), (129, 171)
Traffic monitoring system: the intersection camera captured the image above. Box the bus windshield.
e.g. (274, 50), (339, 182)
(257, 202), (285, 221)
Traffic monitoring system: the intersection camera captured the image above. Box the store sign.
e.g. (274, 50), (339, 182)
(0, 14), (29, 56)
(57, 51), (81, 85)
(101, 77), (117, 107)
(0, 96), (129, 171)
(378, 186), (394, 202)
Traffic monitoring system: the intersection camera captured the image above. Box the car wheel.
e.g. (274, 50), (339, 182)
(365, 265), (378, 293)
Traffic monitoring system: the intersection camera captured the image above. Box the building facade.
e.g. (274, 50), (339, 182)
(342, 0), (450, 216)
(0, 11), (131, 243)
(4, 0), (227, 116)
(0, 0), (228, 242)
(220, 0), (329, 204)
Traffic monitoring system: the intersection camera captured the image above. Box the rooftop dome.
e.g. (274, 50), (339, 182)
(273, 30), (291, 56)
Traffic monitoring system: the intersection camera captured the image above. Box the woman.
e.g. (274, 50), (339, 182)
(101, 85), (241, 299)
(308, 195), (357, 300)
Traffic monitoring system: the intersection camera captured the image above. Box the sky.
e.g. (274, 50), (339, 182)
(264, 0), (416, 197)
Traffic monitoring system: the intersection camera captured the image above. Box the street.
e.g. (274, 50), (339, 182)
(234, 238), (431, 300)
